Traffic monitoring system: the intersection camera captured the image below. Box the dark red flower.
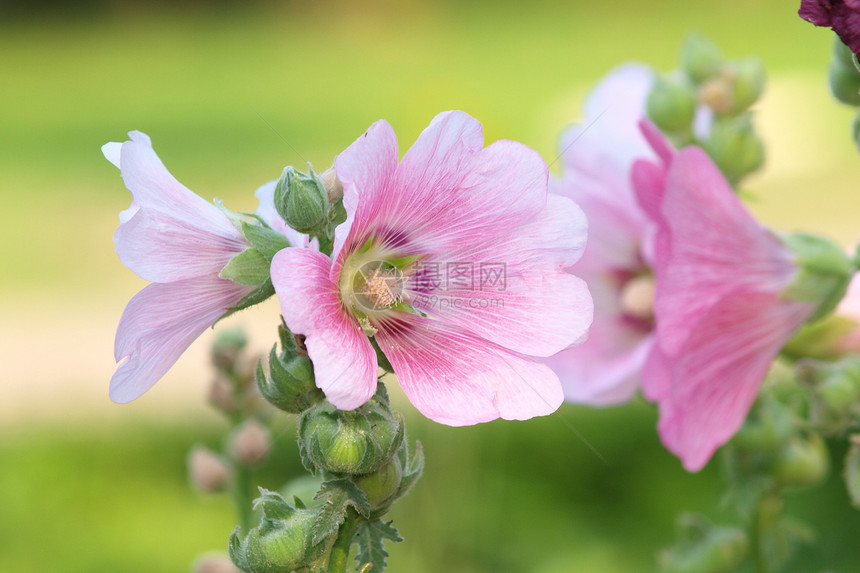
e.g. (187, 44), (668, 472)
(800, 0), (860, 53)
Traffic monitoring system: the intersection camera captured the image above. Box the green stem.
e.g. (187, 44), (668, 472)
(327, 508), (360, 573)
(233, 463), (254, 532)
(751, 492), (778, 573)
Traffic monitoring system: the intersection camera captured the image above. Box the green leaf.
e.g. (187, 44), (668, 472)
(845, 436), (860, 509)
(395, 440), (424, 501)
(311, 479), (371, 546)
(352, 519), (402, 572)
(219, 248), (270, 286)
(242, 220), (291, 260)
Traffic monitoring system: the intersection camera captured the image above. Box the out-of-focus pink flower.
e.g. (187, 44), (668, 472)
(271, 111), (593, 425)
(104, 131), (257, 403)
(633, 121), (817, 472)
(543, 64), (658, 405)
(800, 0), (860, 54)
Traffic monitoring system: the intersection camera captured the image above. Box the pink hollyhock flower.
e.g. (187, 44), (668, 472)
(800, 0), (860, 54)
(271, 111), (593, 425)
(632, 121), (820, 472)
(542, 64), (660, 405)
(104, 131), (261, 403)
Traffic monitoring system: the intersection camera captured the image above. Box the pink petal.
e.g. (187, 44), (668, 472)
(656, 289), (813, 471)
(335, 111), (548, 258)
(111, 131), (248, 282)
(111, 275), (254, 403)
(375, 312), (563, 425)
(332, 119), (399, 263)
(799, 0), (832, 26)
(409, 194), (593, 357)
(271, 248), (378, 410)
(652, 147), (796, 355)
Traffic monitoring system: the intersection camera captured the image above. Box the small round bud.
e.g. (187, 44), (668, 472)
(257, 352), (322, 414)
(732, 397), (795, 453)
(299, 386), (404, 476)
(320, 167), (343, 203)
(188, 446), (231, 494)
(726, 57), (765, 113)
(193, 553), (243, 573)
(771, 434), (829, 489)
(229, 490), (329, 573)
(208, 373), (238, 414)
(229, 419), (272, 467)
(828, 59), (860, 106)
(698, 76), (734, 115)
(646, 73), (696, 133)
(702, 115), (764, 184)
(781, 232), (854, 322)
(354, 457), (403, 510)
(680, 33), (723, 84)
(212, 329), (248, 371)
(274, 166), (329, 234)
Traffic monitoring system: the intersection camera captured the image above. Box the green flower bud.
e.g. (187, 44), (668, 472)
(771, 434), (829, 489)
(257, 349), (323, 414)
(702, 114), (764, 185)
(353, 457), (403, 511)
(726, 56), (765, 113)
(844, 435), (860, 509)
(780, 232), (854, 323)
(798, 357), (860, 434)
(298, 385), (404, 476)
(229, 490), (329, 573)
(829, 59), (860, 106)
(273, 166), (329, 234)
(834, 35), (858, 70)
(646, 73), (697, 133)
(680, 33), (723, 84)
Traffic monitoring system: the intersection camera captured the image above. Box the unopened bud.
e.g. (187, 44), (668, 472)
(353, 457), (403, 511)
(274, 166), (329, 234)
(193, 553), (242, 573)
(188, 446), (231, 494)
(209, 374), (238, 414)
(771, 434), (829, 489)
(829, 59), (860, 106)
(726, 56), (765, 113)
(320, 167), (343, 203)
(702, 115), (764, 184)
(698, 76), (734, 115)
(230, 419), (272, 467)
(732, 397), (795, 453)
(646, 73), (697, 133)
(229, 490), (326, 573)
(257, 350), (323, 414)
(212, 329), (248, 371)
(680, 33), (723, 84)
(298, 384), (404, 476)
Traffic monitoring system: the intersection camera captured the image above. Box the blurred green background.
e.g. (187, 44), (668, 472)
(2, 0), (859, 571)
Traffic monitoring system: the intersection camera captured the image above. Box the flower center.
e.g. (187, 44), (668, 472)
(620, 274), (656, 321)
(359, 267), (403, 309)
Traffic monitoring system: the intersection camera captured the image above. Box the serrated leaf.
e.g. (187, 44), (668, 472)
(252, 487), (295, 521)
(220, 278), (276, 322)
(396, 441), (424, 500)
(242, 220), (291, 260)
(352, 519), (403, 572)
(219, 248), (270, 286)
(311, 479), (370, 545)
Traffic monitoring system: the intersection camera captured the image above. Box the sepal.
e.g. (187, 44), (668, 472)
(780, 232), (854, 323)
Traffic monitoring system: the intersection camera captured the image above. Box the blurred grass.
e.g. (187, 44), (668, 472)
(2, 1), (860, 571)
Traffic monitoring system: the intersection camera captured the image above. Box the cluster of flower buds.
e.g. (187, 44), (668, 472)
(230, 383), (422, 572)
(798, 356), (860, 436)
(824, 36), (860, 150)
(646, 33), (765, 185)
(209, 329), (265, 418)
